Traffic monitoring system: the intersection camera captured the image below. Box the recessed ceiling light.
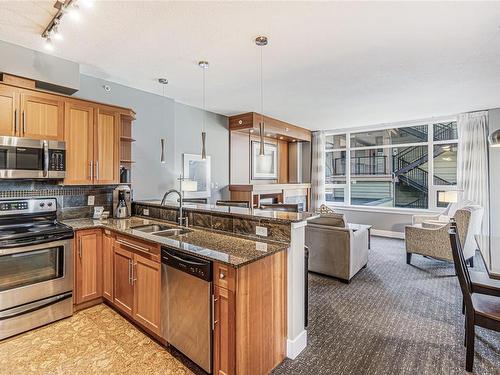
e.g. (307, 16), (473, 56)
(158, 78), (168, 84)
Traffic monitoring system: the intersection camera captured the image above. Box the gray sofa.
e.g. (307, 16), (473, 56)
(306, 213), (369, 283)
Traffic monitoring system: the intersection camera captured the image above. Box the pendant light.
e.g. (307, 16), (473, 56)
(255, 36), (268, 156)
(199, 61), (209, 159)
(158, 78), (168, 163)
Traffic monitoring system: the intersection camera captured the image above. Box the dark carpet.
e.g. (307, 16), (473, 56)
(273, 236), (500, 375)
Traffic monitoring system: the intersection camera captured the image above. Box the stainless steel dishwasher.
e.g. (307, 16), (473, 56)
(161, 247), (212, 373)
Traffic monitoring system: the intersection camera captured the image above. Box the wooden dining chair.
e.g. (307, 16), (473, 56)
(449, 223), (500, 372)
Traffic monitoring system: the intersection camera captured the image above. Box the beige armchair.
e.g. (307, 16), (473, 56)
(306, 213), (369, 283)
(405, 206), (484, 265)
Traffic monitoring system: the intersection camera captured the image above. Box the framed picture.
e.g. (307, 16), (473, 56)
(251, 141), (278, 180)
(182, 154), (211, 198)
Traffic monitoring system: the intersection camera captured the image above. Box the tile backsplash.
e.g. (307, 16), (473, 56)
(0, 180), (117, 219)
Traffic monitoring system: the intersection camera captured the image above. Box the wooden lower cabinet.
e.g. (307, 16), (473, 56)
(133, 255), (161, 334)
(213, 250), (287, 375)
(74, 229), (103, 305)
(102, 230), (114, 301)
(213, 285), (236, 375)
(113, 245), (134, 316)
(74, 228), (161, 335)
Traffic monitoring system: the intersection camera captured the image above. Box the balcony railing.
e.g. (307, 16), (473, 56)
(331, 156), (388, 176)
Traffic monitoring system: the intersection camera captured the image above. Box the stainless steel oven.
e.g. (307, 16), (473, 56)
(0, 136), (66, 179)
(0, 198), (74, 340)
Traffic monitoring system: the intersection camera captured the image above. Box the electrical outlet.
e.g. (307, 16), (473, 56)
(143, 208), (150, 216)
(256, 226), (268, 237)
(87, 195), (95, 205)
(256, 242), (268, 252)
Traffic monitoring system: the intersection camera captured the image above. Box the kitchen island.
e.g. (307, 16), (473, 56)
(133, 200), (316, 360)
(64, 203), (314, 374)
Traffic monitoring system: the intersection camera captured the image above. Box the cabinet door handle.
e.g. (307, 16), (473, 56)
(78, 238), (83, 258)
(128, 259), (132, 284)
(116, 239), (150, 254)
(89, 161), (93, 180)
(95, 161), (99, 181)
(13, 109), (17, 134)
(132, 262), (137, 285)
(211, 294), (216, 330)
(22, 111), (25, 135)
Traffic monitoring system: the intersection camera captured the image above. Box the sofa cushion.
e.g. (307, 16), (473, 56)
(309, 213), (347, 228)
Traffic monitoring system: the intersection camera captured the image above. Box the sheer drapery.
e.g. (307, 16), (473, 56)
(310, 131), (326, 211)
(457, 111), (489, 234)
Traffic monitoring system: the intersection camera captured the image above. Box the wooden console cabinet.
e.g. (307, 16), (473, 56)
(213, 251), (287, 375)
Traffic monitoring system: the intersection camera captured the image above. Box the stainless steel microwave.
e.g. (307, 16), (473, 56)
(0, 137), (66, 179)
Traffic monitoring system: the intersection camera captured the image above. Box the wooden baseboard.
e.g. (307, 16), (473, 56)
(73, 298), (103, 312)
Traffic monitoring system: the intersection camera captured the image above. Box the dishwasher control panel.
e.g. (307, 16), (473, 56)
(161, 247), (212, 281)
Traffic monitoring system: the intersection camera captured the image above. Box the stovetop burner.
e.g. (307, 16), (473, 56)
(0, 197), (74, 248)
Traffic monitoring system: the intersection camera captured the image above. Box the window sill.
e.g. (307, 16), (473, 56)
(326, 203), (442, 216)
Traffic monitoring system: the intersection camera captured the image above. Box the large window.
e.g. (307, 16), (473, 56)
(325, 120), (458, 210)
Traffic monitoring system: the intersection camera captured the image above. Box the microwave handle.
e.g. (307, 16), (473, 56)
(43, 140), (49, 177)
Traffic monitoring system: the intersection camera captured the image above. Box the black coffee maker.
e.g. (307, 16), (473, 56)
(113, 185), (131, 219)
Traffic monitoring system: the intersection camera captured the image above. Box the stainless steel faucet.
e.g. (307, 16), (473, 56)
(160, 189), (188, 227)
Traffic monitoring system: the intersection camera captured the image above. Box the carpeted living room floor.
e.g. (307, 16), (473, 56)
(273, 236), (500, 375)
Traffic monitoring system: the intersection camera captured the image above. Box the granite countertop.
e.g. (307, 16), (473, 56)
(134, 200), (318, 223)
(62, 216), (289, 268)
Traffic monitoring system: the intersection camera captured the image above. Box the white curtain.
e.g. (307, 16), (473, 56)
(310, 131), (326, 211)
(457, 111), (489, 234)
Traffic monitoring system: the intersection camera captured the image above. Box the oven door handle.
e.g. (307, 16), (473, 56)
(43, 140), (49, 177)
(0, 237), (73, 255)
(0, 292), (72, 321)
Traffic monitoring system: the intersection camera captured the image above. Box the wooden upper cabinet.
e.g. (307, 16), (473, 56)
(20, 90), (64, 140)
(0, 85), (18, 136)
(75, 229), (103, 305)
(133, 254), (161, 335)
(95, 108), (120, 184)
(64, 100), (95, 185)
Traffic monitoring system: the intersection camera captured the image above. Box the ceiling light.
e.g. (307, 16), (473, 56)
(67, 2), (80, 21)
(80, 0), (94, 8)
(199, 61), (209, 160)
(43, 36), (54, 51)
(256, 35), (268, 157)
(52, 25), (63, 40)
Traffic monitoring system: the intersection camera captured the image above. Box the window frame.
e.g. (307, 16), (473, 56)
(324, 117), (458, 212)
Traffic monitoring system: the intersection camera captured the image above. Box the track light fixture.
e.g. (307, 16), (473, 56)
(41, 0), (92, 50)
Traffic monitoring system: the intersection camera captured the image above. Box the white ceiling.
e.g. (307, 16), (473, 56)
(1, 1), (500, 131)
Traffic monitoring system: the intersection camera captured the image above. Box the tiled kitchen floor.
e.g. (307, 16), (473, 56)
(0, 304), (193, 375)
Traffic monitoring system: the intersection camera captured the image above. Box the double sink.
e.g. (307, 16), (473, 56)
(131, 223), (192, 237)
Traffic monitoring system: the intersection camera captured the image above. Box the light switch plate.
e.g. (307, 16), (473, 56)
(87, 195), (95, 205)
(256, 226), (268, 237)
(143, 208), (150, 216)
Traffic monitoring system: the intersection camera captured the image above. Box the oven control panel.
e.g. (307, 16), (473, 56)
(0, 198), (57, 215)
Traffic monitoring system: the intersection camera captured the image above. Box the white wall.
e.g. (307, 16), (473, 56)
(76, 76), (229, 201)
